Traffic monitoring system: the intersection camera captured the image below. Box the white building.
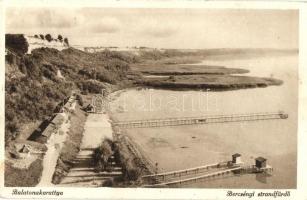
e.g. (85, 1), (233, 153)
(25, 35), (68, 54)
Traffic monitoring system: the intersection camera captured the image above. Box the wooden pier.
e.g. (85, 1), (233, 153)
(142, 153), (274, 188)
(143, 166), (242, 187)
(113, 111), (288, 129)
(142, 163), (222, 183)
(143, 164), (273, 187)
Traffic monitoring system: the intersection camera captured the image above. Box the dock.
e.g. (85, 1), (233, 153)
(142, 154), (273, 188)
(142, 163), (221, 182)
(143, 166), (242, 187)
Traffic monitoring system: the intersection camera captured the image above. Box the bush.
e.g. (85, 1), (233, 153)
(77, 80), (106, 94)
(5, 34), (29, 55)
(102, 178), (114, 187)
(113, 140), (142, 182)
(122, 159), (141, 181)
(93, 139), (114, 172)
(76, 94), (84, 106)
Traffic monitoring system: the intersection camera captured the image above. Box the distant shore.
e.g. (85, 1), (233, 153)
(137, 76), (282, 91)
(131, 58), (284, 92)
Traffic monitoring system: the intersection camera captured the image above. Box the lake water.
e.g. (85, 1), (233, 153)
(109, 53), (298, 188)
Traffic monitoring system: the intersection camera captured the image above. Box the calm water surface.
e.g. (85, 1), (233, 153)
(109, 54), (298, 188)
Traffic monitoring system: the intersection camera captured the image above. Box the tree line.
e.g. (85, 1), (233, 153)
(34, 34), (69, 46)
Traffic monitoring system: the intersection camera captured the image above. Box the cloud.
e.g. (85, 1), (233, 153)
(135, 18), (179, 38)
(6, 8), (80, 30)
(142, 26), (178, 38)
(35, 10), (78, 28)
(5, 8), (297, 49)
(88, 17), (121, 34)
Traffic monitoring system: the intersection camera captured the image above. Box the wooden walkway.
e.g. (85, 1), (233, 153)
(142, 163), (222, 183)
(143, 166), (242, 187)
(113, 111), (288, 129)
(143, 164), (273, 187)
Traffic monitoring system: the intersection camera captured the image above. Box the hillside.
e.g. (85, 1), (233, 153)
(5, 46), (136, 144)
(5, 42), (292, 144)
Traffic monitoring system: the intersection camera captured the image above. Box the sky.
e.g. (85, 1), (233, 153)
(5, 8), (298, 49)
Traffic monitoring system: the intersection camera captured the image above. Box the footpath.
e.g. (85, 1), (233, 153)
(57, 113), (122, 187)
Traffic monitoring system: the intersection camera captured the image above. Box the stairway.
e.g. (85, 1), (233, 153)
(58, 149), (122, 187)
(57, 113), (122, 187)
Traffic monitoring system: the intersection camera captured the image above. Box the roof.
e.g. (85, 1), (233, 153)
(232, 153), (241, 157)
(255, 157), (267, 162)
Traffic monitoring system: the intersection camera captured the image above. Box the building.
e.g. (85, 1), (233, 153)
(232, 153), (242, 164)
(255, 157), (267, 168)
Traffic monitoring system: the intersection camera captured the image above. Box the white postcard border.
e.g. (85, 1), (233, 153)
(0, 1), (306, 199)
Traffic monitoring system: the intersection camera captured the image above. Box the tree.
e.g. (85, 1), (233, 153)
(5, 34), (29, 55)
(64, 38), (69, 46)
(45, 34), (53, 42)
(39, 34), (45, 40)
(57, 35), (63, 42)
(34, 35), (39, 38)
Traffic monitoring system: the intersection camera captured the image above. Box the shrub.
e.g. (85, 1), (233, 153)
(39, 34), (45, 40)
(77, 80), (106, 94)
(124, 159), (141, 181)
(113, 140), (142, 182)
(93, 139), (114, 172)
(102, 178), (114, 187)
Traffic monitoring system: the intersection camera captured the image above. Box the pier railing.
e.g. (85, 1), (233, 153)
(143, 164), (273, 187)
(142, 163), (221, 183)
(113, 111), (288, 129)
(143, 166), (242, 187)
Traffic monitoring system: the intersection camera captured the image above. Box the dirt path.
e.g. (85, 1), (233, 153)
(37, 111), (72, 186)
(57, 113), (122, 187)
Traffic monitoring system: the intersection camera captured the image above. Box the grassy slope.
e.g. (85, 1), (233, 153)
(5, 47), (133, 187)
(5, 159), (43, 187)
(4, 141), (47, 187)
(5, 47), (133, 144)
